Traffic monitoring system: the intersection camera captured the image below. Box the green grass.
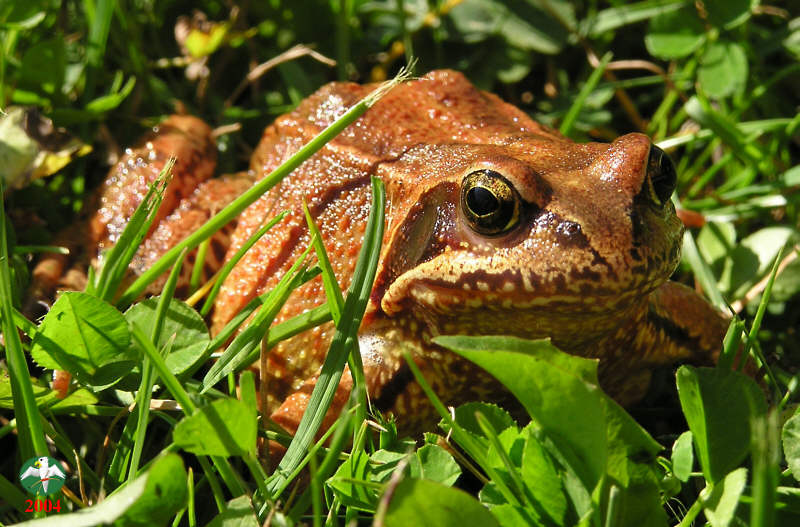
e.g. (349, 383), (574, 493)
(2, 0), (800, 525)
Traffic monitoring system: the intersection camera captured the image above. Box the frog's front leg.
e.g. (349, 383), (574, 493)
(647, 280), (730, 365)
(268, 329), (426, 437)
(267, 327), (507, 438)
(600, 280), (739, 405)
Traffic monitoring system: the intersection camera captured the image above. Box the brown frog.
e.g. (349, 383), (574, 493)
(38, 70), (728, 434)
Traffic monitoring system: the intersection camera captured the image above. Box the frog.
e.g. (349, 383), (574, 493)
(35, 70), (729, 436)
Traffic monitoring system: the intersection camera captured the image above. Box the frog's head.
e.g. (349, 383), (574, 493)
(375, 132), (684, 348)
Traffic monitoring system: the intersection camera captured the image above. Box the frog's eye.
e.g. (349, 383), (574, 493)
(645, 145), (677, 207)
(461, 170), (521, 236)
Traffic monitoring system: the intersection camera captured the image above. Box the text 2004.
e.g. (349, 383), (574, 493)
(25, 499), (61, 513)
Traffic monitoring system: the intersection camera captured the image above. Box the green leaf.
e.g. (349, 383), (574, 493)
(125, 298), (210, 375)
(520, 428), (569, 525)
(412, 444), (462, 487)
(721, 226), (795, 298)
(114, 454), (188, 527)
(498, 0), (573, 54)
(644, 6), (705, 59)
(703, 468), (748, 527)
(703, 0), (756, 30)
(0, 1), (46, 29)
(671, 431), (694, 482)
(448, 0), (572, 54)
(173, 398), (256, 456)
(697, 221), (737, 267)
(447, 0), (504, 43)
(184, 22), (231, 58)
(206, 495), (259, 527)
(383, 478), (501, 527)
(587, 0), (685, 37)
(782, 414), (800, 482)
(488, 504), (539, 527)
(12, 454), (186, 527)
(330, 444), (461, 513)
(85, 76), (136, 113)
(676, 366), (767, 483)
(445, 402), (517, 453)
(434, 335), (607, 489)
(599, 395), (663, 486)
(495, 46), (532, 83)
(327, 449), (375, 511)
(698, 40), (748, 98)
(31, 291), (133, 387)
(600, 398), (667, 526)
(19, 38), (66, 95)
(784, 17), (800, 59)
(0, 371), (57, 409)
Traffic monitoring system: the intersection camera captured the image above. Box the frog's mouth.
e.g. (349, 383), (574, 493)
(379, 251), (664, 322)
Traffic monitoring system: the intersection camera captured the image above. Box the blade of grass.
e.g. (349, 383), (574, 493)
(200, 211), (288, 316)
(402, 350), (523, 508)
(118, 67), (413, 308)
(687, 95), (764, 168)
(302, 201), (368, 433)
(93, 158), (174, 301)
(0, 472), (30, 514)
(130, 325), (245, 497)
(680, 228), (727, 311)
(287, 390), (359, 522)
(238, 371), (271, 504)
(128, 249), (187, 482)
(189, 239), (210, 293)
(181, 285), (329, 382)
(265, 405), (356, 502)
(744, 246), (784, 399)
(82, 0), (115, 103)
(200, 242), (316, 392)
(750, 411), (779, 527)
(475, 411), (530, 507)
(559, 52), (612, 137)
(657, 118), (794, 150)
(13, 245), (70, 255)
(266, 177), (386, 496)
(0, 179), (48, 460)
(184, 468), (195, 527)
(588, 0), (684, 36)
(202, 302), (333, 385)
(717, 318), (745, 371)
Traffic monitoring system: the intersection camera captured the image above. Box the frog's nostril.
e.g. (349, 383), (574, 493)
(647, 146), (677, 206)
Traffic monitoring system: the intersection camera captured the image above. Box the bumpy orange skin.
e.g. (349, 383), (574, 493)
(43, 71), (728, 434)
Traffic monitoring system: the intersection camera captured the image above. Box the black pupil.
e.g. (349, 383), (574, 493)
(467, 186), (499, 216)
